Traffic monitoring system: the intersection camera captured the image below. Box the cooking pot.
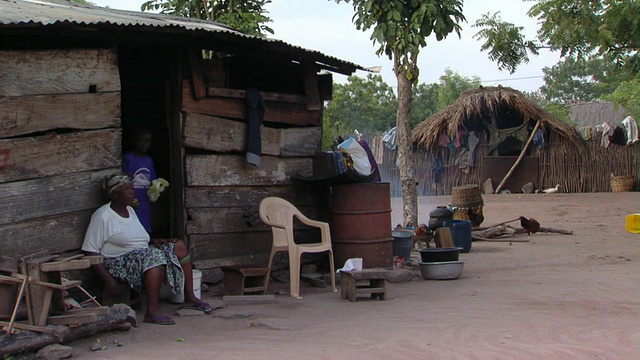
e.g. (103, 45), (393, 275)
(428, 206), (454, 231)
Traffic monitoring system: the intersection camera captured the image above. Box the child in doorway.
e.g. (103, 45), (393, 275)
(122, 127), (157, 234)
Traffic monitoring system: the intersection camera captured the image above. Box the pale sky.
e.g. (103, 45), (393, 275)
(92, 0), (560, 92)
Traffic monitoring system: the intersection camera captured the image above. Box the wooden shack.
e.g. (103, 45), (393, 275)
(0, 0), (364, 283)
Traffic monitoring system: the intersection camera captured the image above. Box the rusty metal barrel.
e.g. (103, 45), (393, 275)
(330, 182), (393, 269)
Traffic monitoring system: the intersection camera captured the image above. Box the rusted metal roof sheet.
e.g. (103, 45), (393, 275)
(0, 0), (364, 74)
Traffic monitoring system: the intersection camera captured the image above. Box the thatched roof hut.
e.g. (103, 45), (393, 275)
(412, 86), (583, 148)
(568, 101), (630, 128)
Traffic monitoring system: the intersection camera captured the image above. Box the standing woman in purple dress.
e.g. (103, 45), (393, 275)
(122, 127), (157, 234)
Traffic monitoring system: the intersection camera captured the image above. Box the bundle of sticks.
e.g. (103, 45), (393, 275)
(472, 216), (573, 242)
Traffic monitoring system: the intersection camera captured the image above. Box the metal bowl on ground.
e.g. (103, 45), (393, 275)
(418, 247), (463, 262)
(418, 261), (464, 280)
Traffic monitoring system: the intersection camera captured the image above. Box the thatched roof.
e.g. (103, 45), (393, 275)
(412, 86), (583, 148)
(568, 101), (630, 128)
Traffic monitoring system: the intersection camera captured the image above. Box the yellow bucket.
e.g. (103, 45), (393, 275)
(625, 214), (640, 234)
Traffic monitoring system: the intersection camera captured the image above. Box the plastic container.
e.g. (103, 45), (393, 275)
(169, 269), (203, 304)
(625, 214), (640, 233)
(392, 229), (413, 265)
(444, 220), (472, 253)
(418, 247), (463, 262)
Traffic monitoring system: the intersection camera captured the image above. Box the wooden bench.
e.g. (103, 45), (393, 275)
(340, 269), (387, 302)
(221, 265), (269, 295)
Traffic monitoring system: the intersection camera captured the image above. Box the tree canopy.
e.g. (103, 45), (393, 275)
(474, 1), (639, 115)
(473, 1), (639, 74)
(141, 0), (273, 36)
(334, 0), (465, 227)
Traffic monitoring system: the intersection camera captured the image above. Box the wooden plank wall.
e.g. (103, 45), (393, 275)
(375, 132), (639, 197)
(181, 78), (323, 281)
(0, 49), (121, 259)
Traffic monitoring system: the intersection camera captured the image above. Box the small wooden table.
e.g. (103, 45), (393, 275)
(221, 265), (269, 295)
(340, 269), (387, 302)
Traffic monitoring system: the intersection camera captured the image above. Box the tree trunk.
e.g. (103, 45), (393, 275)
(395, 65), (418, 228)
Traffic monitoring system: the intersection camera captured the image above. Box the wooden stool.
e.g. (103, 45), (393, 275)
(340, 269), (387, 302)
(221, 265), (269, 295)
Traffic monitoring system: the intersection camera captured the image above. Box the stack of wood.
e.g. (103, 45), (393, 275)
(472, 216), (573, 242)
(0, 252), (134, 356)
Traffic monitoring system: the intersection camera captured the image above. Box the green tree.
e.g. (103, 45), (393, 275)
(603, 75), (640, 120)
(473, 1), (639, 120)
(539, 57), (627, 102)
(141, 0), (273, 36)
(437, 68), (481, 108)
(411, 82), (440, 126)
(473, 1), (639, 74)
(524, 90), (573, 125)
(323, 74), (397, 149)
(334, 0), (465, 227)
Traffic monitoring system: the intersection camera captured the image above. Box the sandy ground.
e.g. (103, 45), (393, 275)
(65, 192), (639, 360)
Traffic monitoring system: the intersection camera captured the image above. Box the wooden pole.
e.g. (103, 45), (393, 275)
(494, 119), (542, 194)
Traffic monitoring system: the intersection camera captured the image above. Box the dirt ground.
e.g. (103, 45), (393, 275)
(65, 192), (638, 360)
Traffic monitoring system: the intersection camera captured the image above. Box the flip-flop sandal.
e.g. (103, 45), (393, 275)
(144, 315), (175, 325)
(180, 301), (214, 314)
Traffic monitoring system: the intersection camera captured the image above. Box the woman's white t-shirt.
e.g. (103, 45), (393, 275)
(82, 203), (150, 258)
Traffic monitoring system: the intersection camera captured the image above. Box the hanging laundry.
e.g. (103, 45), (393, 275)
(432, 149), (444, 183)
(467, 131), (480, 166)
(622, 116), (639, 145)
(610, 126), (626, 145)
(580, 126), (594, 141)
(532, 128), (546, 149)
(595, 122), (614, 148)
(454, 128), (468, 148)
(438, 132), (450, 147)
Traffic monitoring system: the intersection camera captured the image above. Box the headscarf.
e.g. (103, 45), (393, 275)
(103, 173), (132, 195)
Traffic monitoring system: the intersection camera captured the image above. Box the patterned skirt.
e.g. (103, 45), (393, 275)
(103, 243), (184, 295)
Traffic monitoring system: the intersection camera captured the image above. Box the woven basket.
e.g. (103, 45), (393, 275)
(611, 176), (634, 192)
(452, 205), (484, 227)
(451, 184), (484, 208)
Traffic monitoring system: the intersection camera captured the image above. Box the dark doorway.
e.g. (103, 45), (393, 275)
(118, 41), (177, 238)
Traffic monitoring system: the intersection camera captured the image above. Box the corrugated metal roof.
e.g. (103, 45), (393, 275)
(0, 0), (365, 74)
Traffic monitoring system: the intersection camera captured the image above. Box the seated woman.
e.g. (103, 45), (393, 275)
(82, 173), (212, 325)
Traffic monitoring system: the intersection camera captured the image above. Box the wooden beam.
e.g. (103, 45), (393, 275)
(0, 92), (121, 139)
(182, 81), (321, 127)
(183, 112), (280, 155)
(280, 127), (321, 156)
(0, 168), (115, 226)
(0, 320), (56, 334)
(207, 87), (309, 104)
(185, 154), (313, 186)
(185, 185), (315, 208)
(0, 257), (17, 273)
(40, 259), (91, 272)
(47, 313), (98, 326)
(0, 49), (120, 96)
(303, 64), (321, 111)
(186, 48), (207, 100)
(0, 210), (98, 261)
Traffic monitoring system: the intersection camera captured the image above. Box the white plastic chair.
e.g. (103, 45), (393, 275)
(259, 197), (336, 299)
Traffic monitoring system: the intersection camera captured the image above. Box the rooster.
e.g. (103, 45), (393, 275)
(519, 216), (540, 236)
(414, 223), (431, 248)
